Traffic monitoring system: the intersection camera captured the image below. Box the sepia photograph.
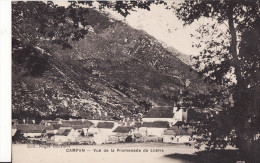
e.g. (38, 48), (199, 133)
(10, 0), (260, 163)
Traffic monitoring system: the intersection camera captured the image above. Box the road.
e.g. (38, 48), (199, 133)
(12, 143), (199, 163)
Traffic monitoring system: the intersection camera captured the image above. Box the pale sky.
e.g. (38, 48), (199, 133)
(54, 1), (206, 56)
(104, 3), (203, 56)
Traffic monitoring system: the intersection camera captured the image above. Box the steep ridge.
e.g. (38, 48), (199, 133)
(12, 9), (209, 121)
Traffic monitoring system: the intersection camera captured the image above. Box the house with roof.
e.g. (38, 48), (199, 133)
(139, 121), (170, 137)
(162, 126), (195, 143)
(89, 121), (118, 144)
(142, 106), (188, 126)
(113, 126), (134, 134)
(87, 126), (100, 136)
(53, 128), (80, 143)
(60, 120), (94, 136)
(110, 126), (134, 143)
(14, 124), (46, 138)
(45, 124), (61, 135)
(96, 121), (118, 134)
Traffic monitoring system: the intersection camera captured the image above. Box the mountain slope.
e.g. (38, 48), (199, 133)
(12, 9), (209, 121)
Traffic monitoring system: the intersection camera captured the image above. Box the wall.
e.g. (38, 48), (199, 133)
(173, 109), (183, 122)
(139, 127), (167, 137)
(24, 133), (42, 137)
(142, 118), (174, 124)
(147, 128), (166, 137)
(163, 135), (195, 143)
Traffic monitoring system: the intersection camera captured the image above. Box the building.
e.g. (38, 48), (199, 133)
(96, 121), (118, 134)
(162, 126), (195, 143)
(139, 121), (170, 137)
(113, 126), (134, 134)
(45, 124), (61, 135)
(91, 121), (118, 144)
(88, 126), (99, 136)
(53, 128), (80, 143)
(110, 126), (134, 142)
(142, 106), (188, 126)
(60, 120), (94, 136)
(142, 106), (174, 123)
(14, 124), (46, 138)
(173, 106), (188, 123)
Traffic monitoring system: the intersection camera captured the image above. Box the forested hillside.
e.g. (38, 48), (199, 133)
(12, 2), (209, 121)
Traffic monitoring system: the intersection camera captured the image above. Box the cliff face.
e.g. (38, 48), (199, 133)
(12, 9), (208, 120)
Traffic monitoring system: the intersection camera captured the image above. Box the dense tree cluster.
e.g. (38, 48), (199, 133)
(173, 0), (260, 161)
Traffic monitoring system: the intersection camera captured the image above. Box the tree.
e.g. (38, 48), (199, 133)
(12, 130), (24, 142)
(12, 1), (91, 76)
(12, 0), (158, 77)
(125, 135), (133, 142)
(174, 0), (260, 162)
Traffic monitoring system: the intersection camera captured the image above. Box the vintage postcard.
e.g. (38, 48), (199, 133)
(11, 1), (260, 163)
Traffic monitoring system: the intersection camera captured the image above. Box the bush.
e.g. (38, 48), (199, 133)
(125, 135), (133, 142)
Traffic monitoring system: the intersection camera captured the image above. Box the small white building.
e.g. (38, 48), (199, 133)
(110, 126), (134, 142)
(90, 122), (118, 144)
(162, 126), (195, 143)
(88, 126), (100, 135)
(53, 128), (80, 143)
(139, 121), (169, 137)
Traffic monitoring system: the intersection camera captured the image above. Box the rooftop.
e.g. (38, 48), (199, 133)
(61, 120), (94, 129)
(45, 124), (61, 130)
(14, 124), (46, 133)
(141, 121), (170, 128)
(143, 106), (174, 118)
(96, 122), (114, 129)
(164, 126), (194, 136)
(113, 126), (134, 133)
(40, 120), (59, 125)
(56, 128), (72, 136)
